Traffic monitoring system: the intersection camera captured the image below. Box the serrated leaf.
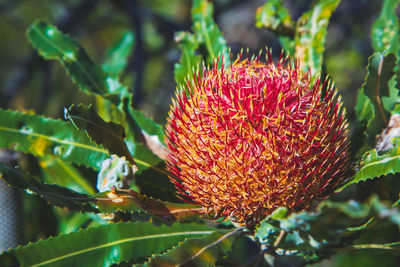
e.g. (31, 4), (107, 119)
(94, 189), (203, 223)
(102, 31), (135, 77)
(0, 165), (199, 222)
(26, 20), (129, 103)
(192, 0), (229, 65)
(341, 138), (400, 189)
(0, 222), (215, 267)
(146, 228), (242, 266)
(0, 164), (97, 213)
(174, 32), (203, 86)
(295, 0), (340, 75)
(254, 197), (400, 264)
(0, 109), (108, 170)
(371, 0), (400, 55)
(40, 157), (95, 194)
(255, 0), (294, 35)
(65, 104), (136, 166)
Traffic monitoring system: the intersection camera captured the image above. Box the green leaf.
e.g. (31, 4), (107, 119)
(254, 197), (400, 264)
(0, 165), (199, 222)
(341, 138), (400, 189)
(39, 157), (95, 194)
(26, 20), (129, 102)
(0, 109), (108, 170)
(255, 0), (294, 35)
(0, 164), (97, 213)
(363, 53), (396, 142)
(352, 89), (374, 156)
(192, 0), (229, 65)
(125, 106), (167, 161)
(146, 228), (242, 266)
(128, 108), (164, 145)
(371, 0), (400, 55)
(102, 31), (135, 77)
(294, 0), (340, 75)
(65, 104), (136, 166)
(1, 222), (215, 267)
(174, 32), (203, 86)
(94, 189), (203, 223)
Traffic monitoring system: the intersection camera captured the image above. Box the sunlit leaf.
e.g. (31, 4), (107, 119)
(26, 20), (129, 103)
(255, 0), (294, 35)
(102, 31), (135, 77)
(174, 32), (203, 86)
(341, 138), (400, 189)
(294, 0), (340, 75)
(0, 109), (108, 170)
(40, 157), (95, 194)
(0, 222), (215, 267)
(371, 0), (400, 55)
(192, 0), (229, 65)
(146, 228), (242, 266)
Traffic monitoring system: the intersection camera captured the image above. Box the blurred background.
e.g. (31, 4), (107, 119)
(0, 0), (397, 266)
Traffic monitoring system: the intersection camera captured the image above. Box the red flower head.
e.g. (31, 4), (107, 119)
(165, 52), (350, 224)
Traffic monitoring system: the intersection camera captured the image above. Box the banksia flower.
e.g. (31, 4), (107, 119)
(165, 52), (350, 224)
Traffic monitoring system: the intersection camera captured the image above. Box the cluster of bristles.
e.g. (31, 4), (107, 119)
(165, 52), (350, 224)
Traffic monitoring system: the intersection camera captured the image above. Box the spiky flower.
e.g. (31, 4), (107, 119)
(165, 52), (350, 224)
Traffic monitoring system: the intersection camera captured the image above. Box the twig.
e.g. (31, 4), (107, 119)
(123, 0), (144, 107)
(274, 229), (286, 247)
(339, 241), (400, 251)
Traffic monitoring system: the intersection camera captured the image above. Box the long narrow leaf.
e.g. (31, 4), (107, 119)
(295, 0), (340, 75)
(39, 157), (95, 194)
(102, 31), (135, 77)
(94, 189), (203, 223)
(146, 228), (242, 266)
(174, 32), (203, 86)
(0, 164), (97, 213)
(192, 0), (229, 65)
(1, 222), (215, 267)
(65, 104), (136, 166)
(0, 165), (201, 222)
(0, 109), (108, 170)
(27, 20), (129, 102)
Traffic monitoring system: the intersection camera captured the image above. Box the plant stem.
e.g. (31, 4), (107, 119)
(274, 230), (286, 247)
(376, 56), (388, 125)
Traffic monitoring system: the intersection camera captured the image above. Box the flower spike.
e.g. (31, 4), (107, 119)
(165, 50), (351, 224)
